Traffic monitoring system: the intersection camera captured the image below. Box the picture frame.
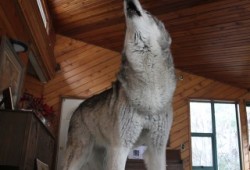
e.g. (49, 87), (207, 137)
(1, 87), (14, 110)
(0, 36), (25, 109)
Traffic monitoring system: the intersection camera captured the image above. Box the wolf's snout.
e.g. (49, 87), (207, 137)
(125, 0), (142, 17)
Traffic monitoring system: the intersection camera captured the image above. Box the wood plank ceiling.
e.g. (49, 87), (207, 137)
(47, 0), (250, 89)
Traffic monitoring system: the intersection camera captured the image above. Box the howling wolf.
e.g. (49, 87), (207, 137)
(63, 0), (176, 169)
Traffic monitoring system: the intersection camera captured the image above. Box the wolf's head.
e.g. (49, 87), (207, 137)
(119, 0), (176, 114)
(123, 0), (171, 53)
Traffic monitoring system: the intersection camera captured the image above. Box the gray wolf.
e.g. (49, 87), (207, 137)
(63, 0), (176, 169)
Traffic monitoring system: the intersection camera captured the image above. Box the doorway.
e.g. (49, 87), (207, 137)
(56, 97), (85, 170)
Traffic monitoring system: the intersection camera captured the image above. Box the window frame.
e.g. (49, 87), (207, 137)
(190, 100), (242, 170)
(246, 102), (250, 148)
(36, 0), (50, 34)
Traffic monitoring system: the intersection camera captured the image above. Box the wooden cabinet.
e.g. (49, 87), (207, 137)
(0, 110), (55, 170)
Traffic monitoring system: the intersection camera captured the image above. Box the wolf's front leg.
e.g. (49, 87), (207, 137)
(143, 116), (170, 170)
(144, 145), (167, 170)
(106, 146), (130, 170)
(63, 119), (93, 170)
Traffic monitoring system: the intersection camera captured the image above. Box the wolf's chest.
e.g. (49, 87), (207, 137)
(127, 82), (170, 114)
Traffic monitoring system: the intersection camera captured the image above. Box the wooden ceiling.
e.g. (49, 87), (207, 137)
(47, 0), (250, 89)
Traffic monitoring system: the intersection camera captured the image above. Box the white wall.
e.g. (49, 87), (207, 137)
(56, 98), (84, 170)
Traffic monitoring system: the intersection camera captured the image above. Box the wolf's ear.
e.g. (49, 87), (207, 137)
(158, 22), (172, 51)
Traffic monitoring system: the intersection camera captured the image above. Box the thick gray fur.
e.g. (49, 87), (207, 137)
(63, 0), (176, 169)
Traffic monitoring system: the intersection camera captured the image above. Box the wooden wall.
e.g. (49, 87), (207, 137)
(23, 75), (44, 98)
(0, 0), (56, 81)
(171, 70), (250, 170)
(43, 34), (121, 127)
(18, 0), (56, 79)
(41, 34), (250, 170)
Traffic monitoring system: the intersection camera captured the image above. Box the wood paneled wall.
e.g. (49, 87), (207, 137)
(23, 75), (44, 98)
(171, 70), (250, 170)
(43, 34), (121, 127)
(0, 0), (56, 81)
(18, 0), (56, 79)
(41, 34), (250, 170)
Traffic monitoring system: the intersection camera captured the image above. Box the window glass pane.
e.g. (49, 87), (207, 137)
(246, 105), (250, 145)
(36, 0), (47, 28)
(214, 103), (241, 170)
(190, 102), (212, 133)
(191, 137), (213, 166)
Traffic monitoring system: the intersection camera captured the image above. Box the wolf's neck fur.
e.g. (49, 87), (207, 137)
(118, 34), (176, 114)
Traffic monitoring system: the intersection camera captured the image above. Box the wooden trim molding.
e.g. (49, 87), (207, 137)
(17, 0), (56, 80)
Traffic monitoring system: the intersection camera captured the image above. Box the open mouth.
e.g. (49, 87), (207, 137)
(126, 0), (142, 17)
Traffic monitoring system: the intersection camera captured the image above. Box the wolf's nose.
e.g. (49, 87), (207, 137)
(125, 0), (134, 5)
(125, 0), (142, 17)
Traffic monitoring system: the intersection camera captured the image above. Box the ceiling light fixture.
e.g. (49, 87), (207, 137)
(10, 39), (28, 53)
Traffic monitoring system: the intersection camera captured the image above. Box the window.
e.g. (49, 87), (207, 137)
(246, 102), (250, 145)
(36, 0), (50, 33)
(190, 101), (242, 170)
